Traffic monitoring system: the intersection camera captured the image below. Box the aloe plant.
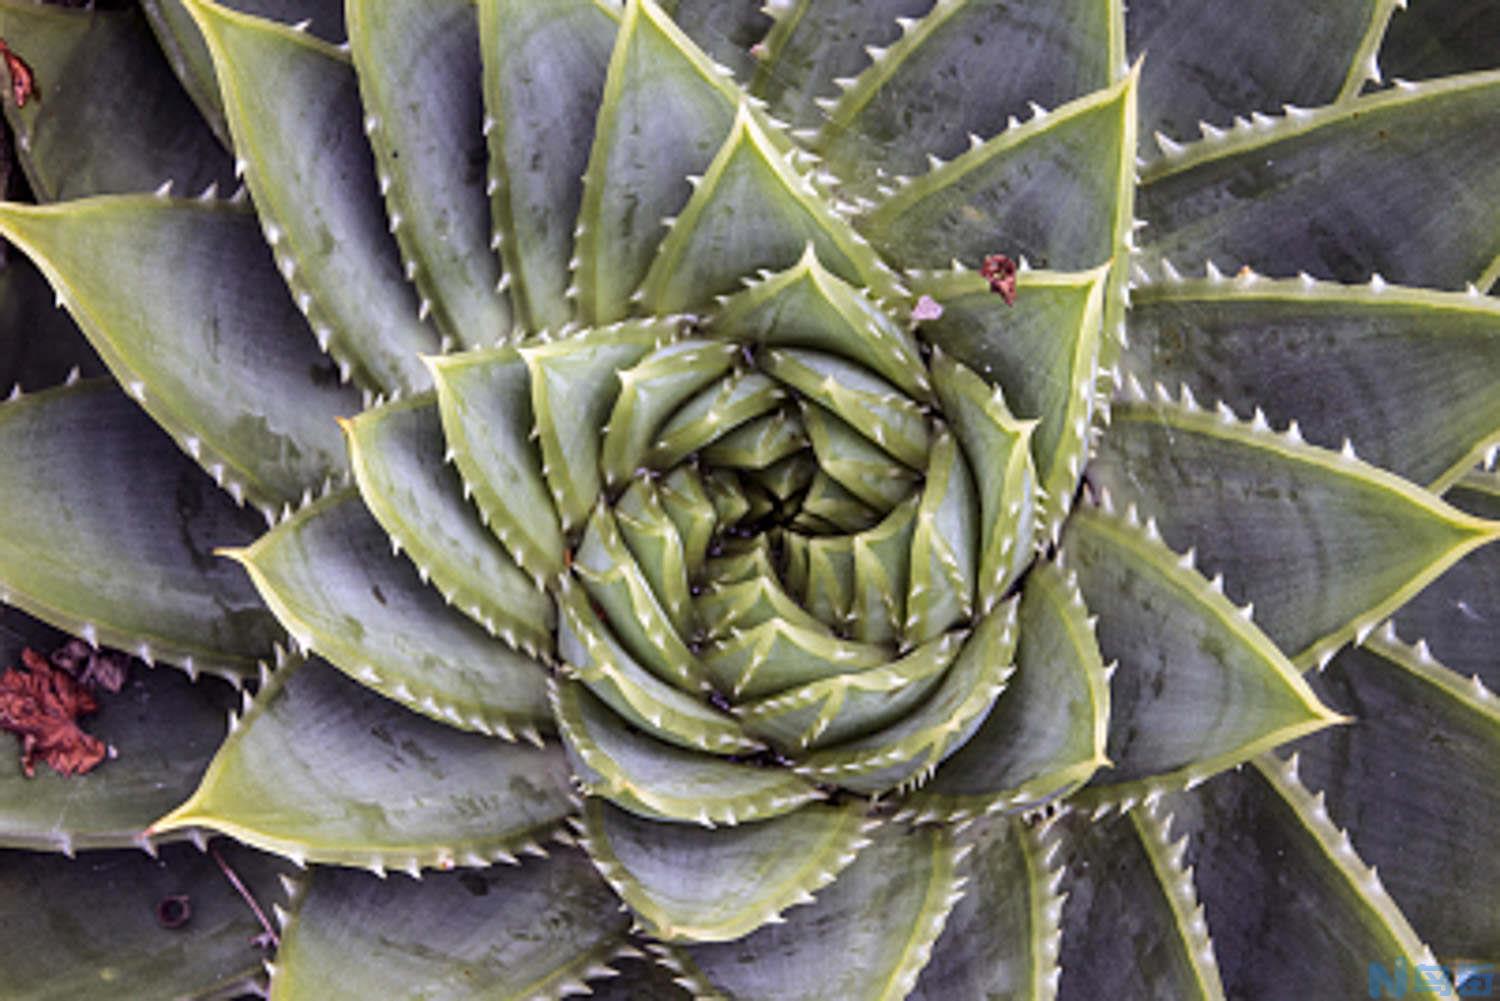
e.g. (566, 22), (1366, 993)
(0, 0), (1497, 997)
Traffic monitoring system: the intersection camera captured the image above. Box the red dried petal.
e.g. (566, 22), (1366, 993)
(0, 648), (107, 777)
(0, 39), (37, 108)
(980, 253), (1018, 306)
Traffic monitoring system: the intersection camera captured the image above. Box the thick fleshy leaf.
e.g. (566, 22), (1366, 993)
(1127, 0), (1388, 146)
(1089, 397), (1500, 668)
(271, 850), (632, 1001)
(1164, 756), (1441, 999)
(348, 0), (510, 349)
(0, 842), (293, 1001)
(0, 382), (279, 680)
(1125, 275), (1500, 490)
(555, 681), (821, 826)
(815, 0), (1119, 191)
(426, 346), (565, 581)
(0, 638), (235, 852)
(0, 256), (105, 393)
(230, 490), (552, 737)
(142, 0), (346, 145)
(154, 656), (575, 870)
(905, 431), (978, 644)
(914, 266), (1108, 530)
(764, 348), (931, 468)
(580, 798), (869, 943)
(906, 560), (1109, 820)
(1379, 0), (1500, 80)
(0, 196), (359, 511)
(573, 0), (740, 323)
(0, 1), (234, 200)
(1291, 631), (1500, 963)
(672, 819), (960, 1001)
(479, 0), (618, 331)
(749, 0), (935, 130)
(1062, 505), (1342, 804)
(640, 103), (904, 313)
(858, 68), (1137, 275)
(184, 0), (437, 393)
(1393, 472), (1500, 690)
(1053, 807), (1227, 1000)
(910, 815), (1064, 1001)
(343, 395), (554, 652)
(1140, 71), (1500, 290)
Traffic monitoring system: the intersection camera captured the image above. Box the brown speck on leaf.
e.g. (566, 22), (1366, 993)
(0, 39), (38, 108)
(911, 295), (944, 322)
(980, 253), (1018, 305)
(0, 648), (108, 777)
(156, 895), (192, 930)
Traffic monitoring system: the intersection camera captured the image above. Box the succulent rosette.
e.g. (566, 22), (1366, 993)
(1, 0), (1499, 997)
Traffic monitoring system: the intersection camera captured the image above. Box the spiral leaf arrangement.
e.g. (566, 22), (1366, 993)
(0, 0), (1498, 997)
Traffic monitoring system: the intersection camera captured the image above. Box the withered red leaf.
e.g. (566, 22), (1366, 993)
(0, 648), (108, 777)
(980, 253), (1018, 306)
(0, 39), (37, 108)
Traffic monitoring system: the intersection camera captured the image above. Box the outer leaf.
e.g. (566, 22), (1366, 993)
(343, 395), (554, 653)
(0, 196), (359, 511)
(671, 819), (960, 1001)
(184, 0), (438, 393)
(1163, 757), (1442, 999)
(348, 0), (511, 349)
(478, 0), (618, 331)
(1140, 71), (1500, 290)
(0, 842), (293, 1001)
(1124, 276), (1500, 490)
(271, 850), (632, 1001)
(0, 1), (234, 200)
(229, 490), (552, 737)
(1292, 631), (1500, 963)
(1378, 0), (1500, 80)
(1088, 397), (1500, 668)
(573, 0), (739, 323)
(658, 0), (770, 81)
(1061, 505), (1343, 805)
(0, 382), (279, 681)
(153, 656), (576, 871)
(579, 798), (869, 943)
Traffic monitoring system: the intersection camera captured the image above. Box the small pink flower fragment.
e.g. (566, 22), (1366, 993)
(980, 253), (1018, 305)
(911, 295), (944, 322)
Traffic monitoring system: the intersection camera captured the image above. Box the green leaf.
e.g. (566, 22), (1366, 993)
(658, 0), (771, 81)
(793, 596), (1019, 796)
(671, 819), (960, 1001)
(1125, 275), (1500, 491)
(1291, 631), (1500, 962)
(1052, 808), (1226, 1000)
(142, 0), (346, 145)
(0, 841), (293, 1001)
(1140, 71), (1500, 289)
(574, 0), (740, 323)
(814, 0), (1120, 192)
(801, 401), (917, 511)
(1378, 0), (1500, 80)
(1088, 396), (1500, 668)
(858, 68), (1138, 275)
(271, 850), (633, 1001)
(0, 627), (236, 852)
(348, 0), (511, 350)
(231, 490), (552, 738)
(183, 0), (438, 393)
(748, 0), (934, 130)
(154, 655), (575, 871)
(0, 382), (280, 681)
(1061, 504), (1343, 805)
(579, 798), (869, 943)
(0, 1), (234, 200)
(1128, 0), (1389, 146)
(905, 430), (978, 644)
(703, 615), (888, 702)
(639, 103), (904, 313)
(1163, 756), (1440, 999)
(764, 348), (931, 469)
(426, 345), (565, 581)
(914, 266), (1108, 532)
(343, 395), (554, 653)
(0, 195), (359, 511)
(478, 0), (618, 331)
(553, 681), (823, 826)
(615, 479), (696, 635)
(910, 815), (1063, 1001)
(905, 560), (1110, 820)
(650, 370), (789, 471)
